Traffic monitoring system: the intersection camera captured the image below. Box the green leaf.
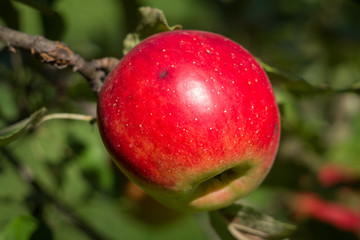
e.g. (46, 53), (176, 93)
(209, 203), (296, 240)
(13, 0), (65, 39)
(256, 58), (329, 96)
(0, 215), (38, 240)
(40, 11), (65, 40)
(259, 58), (360, 96)
(123, 33), (141, 56)
(0, 108), (47, 146)
(0, 0), (19, 29)
(123, 6), (182, 55)
(13, 0), (59, 13)
(136, 6), (182, 36)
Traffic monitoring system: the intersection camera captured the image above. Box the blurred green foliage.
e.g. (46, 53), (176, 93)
(1, 0), (360, 239)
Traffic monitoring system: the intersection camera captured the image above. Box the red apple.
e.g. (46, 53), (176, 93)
(291, 193), (360, 233)
(318, 163), (358, 187)
(97, 30), (280, 211)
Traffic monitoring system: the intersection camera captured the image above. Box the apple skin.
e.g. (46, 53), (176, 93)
(97, 30), (280, 211)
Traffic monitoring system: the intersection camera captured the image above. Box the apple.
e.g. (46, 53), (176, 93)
(318, 163), (358, 187)
(291, 193), (360, 233)
(97, 30), (280, 211)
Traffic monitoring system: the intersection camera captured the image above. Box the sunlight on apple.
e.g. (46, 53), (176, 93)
(178, 79), (212, 112)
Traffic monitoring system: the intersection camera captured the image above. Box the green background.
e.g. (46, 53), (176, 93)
(1, 0), (360, 239)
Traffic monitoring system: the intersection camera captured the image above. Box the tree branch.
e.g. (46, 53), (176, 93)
(1, 147), (110, 240)
(0, 25), (120, 95)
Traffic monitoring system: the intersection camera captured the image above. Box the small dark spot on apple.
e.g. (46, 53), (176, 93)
(160, 70), (168, 79)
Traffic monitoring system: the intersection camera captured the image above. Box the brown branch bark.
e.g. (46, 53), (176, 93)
(0, 25), (120, 94)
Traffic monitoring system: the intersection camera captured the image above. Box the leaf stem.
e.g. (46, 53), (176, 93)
(38, 113), (96, 126)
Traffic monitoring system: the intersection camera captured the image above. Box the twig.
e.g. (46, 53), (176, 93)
(1, 147), (109, 240)
(37, 113), (96, 127)
(0, 25), (120, 95)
